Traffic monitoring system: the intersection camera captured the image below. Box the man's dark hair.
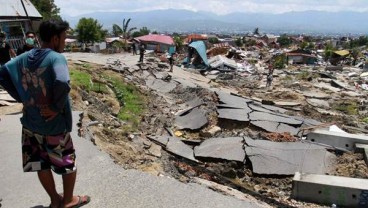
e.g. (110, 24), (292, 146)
(39, 19), (69, 43)
(25, 31), (35, 37)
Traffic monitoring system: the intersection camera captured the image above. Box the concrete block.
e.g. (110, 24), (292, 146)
(355, 144), (368, 167)
(292, 172), (368, 207)
(306, 130), (368, 151)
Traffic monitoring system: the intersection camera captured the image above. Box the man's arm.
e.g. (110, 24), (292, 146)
(10, 48), (16, 58)
(0, 65), (21, 102)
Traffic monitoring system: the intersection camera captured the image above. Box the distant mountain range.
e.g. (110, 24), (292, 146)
(62, 9), (368, 35)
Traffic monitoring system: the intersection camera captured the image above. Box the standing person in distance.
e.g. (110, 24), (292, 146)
(0, 31), (16, 66)
(16, 31), (37, 56)
(139, 43), (145, 63)
(0, 20), (90, 208)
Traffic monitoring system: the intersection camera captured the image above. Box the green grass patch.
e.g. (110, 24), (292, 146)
(362, 117), (368, 123)
(105, 74), (146, 130)
(332, 101), (358, 115)
(70, 68), (91, 90)
(70, 68), (108, 93)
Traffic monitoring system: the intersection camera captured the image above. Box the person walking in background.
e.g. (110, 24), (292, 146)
(168, 53), (175, 72)
(132, 42), (137, 55)
(16, 31), (37, 56)
(139, 43), (145, 62)
(0, 31), (16, 66)
(0, 20), (90, 208)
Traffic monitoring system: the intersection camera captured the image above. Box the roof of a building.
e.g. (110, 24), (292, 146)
(0, 0), (42, 19)
(135, 34), (174, 45)
(334, 50), (350, 57)
(286, 53), (317, 58)
(189, 41), (209, 66)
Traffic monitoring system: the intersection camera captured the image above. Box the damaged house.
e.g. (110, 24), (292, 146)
(135, 34), (175, 53)
(0, 0), (42, 50)
(286, 49), (317, 65)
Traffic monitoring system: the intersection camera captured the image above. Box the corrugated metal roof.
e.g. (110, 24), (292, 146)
(136, 34), (174, 45)
(189, 41), (208, 66)
(0, 0), (42, 19)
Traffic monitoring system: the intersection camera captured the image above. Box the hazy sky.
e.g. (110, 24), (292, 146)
(54, 0), (368, 16)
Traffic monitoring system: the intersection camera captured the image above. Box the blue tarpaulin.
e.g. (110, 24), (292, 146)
(189, 41), (208, 66)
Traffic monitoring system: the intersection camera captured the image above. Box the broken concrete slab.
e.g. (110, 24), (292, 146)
(166, 137), (199, 162)
(302, 91), (330, 99)
(249, 112), (303, 126)
(244, 137), (335, 175)
(173, 77), (199, 88)
(306, 98), (330, 109)
(216, 91), (252, 109)
(251, 121), (300, 136)
(175, 107), (208, 130)
(175, 99), (204, 116)
(194, 137), (245, 162)
(248, 103), (274, 114)
(274, 101), (301, 107)
(331, 80), (355, 91)
(318, 72), (336, 79)
(145, 78), (177, 93)
(315, 82), (341, 93)
(341, 91), (363, 97)
(255, 102), (288, 114)
(292, 172), (368, 207)
(307, 130), (368, 151)
(146, 135), (170, 147)
(186, 97), (204, 108)
(217, 108), (250, 122)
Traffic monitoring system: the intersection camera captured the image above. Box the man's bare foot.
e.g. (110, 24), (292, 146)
(63, 195), (90, 208)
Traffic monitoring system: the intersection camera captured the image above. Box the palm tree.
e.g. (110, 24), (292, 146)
(112, 24), (123, 37)
(122, 18), (137, 40)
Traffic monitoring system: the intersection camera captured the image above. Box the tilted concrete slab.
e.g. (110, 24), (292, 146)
(175, 107), (208, 130)
(254, 102), (288, 114)
(277, 123), (300, 136)
(249, 112), (303, 126)
(251, 121), (300, 136)
(166, 137), (199, 162)
(341, 91), (363, 97)
(306, 98), (330, 109)
(145, 78), (177, 93)
(194, 137), (245, 162)
(147, 135), (170, 147)
(244, 137), (336, 175)
(307, 130), (368, 151)
(173, 77), (199, 88)
(331, 80), (355, 91)
(292, 172), (368, 207)
(217, 108), (250, 122)
(302, 118), (323, 127)
(248, 103), (274, 114)
(302, 91), (330, 99)
(216, 91), (251, 109)
(315, 82), (341, 93)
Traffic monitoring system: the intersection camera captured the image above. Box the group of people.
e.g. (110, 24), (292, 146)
(0, 20), (90, 208)
(0, 31), (37, 66)
(132, 42), (175, 72)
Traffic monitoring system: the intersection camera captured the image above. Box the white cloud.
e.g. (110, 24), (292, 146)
(54, 0), (368, 16)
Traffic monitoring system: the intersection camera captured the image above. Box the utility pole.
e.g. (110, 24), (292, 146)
(20, 0), (34, 32)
